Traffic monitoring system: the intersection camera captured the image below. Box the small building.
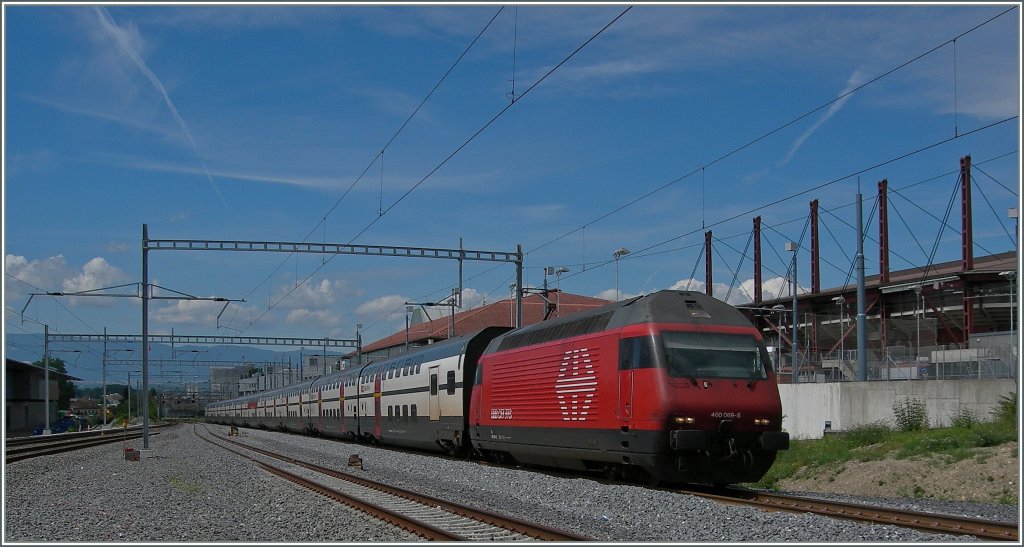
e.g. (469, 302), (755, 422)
(69, 396), (101, 418)
(5, 358), (81, 437)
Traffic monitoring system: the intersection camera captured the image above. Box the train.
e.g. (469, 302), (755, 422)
(206, 290), (789, 485)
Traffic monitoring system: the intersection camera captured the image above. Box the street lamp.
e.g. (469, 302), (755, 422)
(832, 296), (845, 360)
(771, 304), (786, 371)
(405, 306), (414, 352)
(612, 248), (630, 301)
(554, 267), (570, 316)
(1001, 270), (1017, 390)
(916, 288), (927, 369)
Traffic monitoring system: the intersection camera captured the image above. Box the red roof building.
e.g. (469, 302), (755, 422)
(358, 291), (612, 361)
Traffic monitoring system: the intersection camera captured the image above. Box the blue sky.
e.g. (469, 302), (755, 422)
(3, 4), (1021, 382)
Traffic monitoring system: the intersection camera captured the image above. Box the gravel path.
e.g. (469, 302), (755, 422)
(4, 423), (1012, 542)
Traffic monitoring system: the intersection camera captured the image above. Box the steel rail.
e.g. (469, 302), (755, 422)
(683, 486), (1018, 542)
(5, 424), (168, 447)
(193, 425), (468, 541)
(5, 431), (157, 464)
(197, 425), (588, 541)
(255, 461), (466, 541)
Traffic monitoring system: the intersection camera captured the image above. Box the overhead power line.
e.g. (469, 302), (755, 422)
(527, 5), (1018, 257)
(234, 7), (507, 317)
(237, 7), (633, 334)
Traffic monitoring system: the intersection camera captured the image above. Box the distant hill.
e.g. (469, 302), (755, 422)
(4, 333), (343, 385)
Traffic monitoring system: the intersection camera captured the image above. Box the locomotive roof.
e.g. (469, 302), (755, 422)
(485, 290), (755, 354)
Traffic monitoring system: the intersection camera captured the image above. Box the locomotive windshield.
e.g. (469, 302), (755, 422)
(662, 332), (769, 380)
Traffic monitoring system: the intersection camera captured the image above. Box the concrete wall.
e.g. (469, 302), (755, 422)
(779, 379), (1016, 440)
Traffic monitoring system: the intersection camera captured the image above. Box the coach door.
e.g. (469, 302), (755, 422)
(619, 335), (656, 420)
(373, 374), (382, 437)
(428, 365), (440, 420)
(618, 369), (634, 419)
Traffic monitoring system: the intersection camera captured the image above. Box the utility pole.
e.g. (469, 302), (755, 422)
(102, 328), (108, 428)
(43, 325), (51, 435)
(141, 224), (150, 448)
(786, 242), (798, 382)
(856, 187), (868, 381)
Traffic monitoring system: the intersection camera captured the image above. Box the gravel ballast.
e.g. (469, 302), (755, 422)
(4, 423), (1014, 542)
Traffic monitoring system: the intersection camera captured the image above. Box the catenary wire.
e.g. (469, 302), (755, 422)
(237, 7), (633, 333)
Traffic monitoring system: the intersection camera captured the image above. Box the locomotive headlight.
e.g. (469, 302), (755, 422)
(753, 418), (770, 426)
(672, 416), (696, 425)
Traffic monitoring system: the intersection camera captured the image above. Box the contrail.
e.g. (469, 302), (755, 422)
(93, 7), (229, 212)
(779, 68), (867, 166)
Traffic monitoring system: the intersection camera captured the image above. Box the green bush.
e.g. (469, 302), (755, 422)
(991, 392), (1017, 425)
(951, 407), (979, 429)
(842, 421), (893, 445)
(893, 398), (928, 432)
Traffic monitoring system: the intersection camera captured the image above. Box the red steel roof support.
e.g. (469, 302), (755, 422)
(810, 199), (820, 294)
(753, 216), (762, 303)
(705, 230), (713, 297)
(961, 155), (974, 340)
(961, 155), (974, 271)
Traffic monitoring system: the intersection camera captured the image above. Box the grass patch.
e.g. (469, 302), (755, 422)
(753, 409), (1018, 491)
(168, 476), (202, 494)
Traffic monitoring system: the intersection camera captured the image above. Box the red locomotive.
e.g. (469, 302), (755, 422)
(469, 290), (788, 485)
(207, 290), (788, 486)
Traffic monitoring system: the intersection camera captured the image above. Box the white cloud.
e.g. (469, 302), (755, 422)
(151, 299), (228, 325)
(669, 276), (805, 305)
(595, 288), (642, 302)
(5, 255), (69, 299)
(285, 309), (343, 328)
(274, 278), (338, 310)
(459, 288), (485, 309)
(356, 295), (409, 319)
(779, 69), (867, 166)
(92, 7), (227, 211)
(62, 257), (128, 294)
(5, 255), (131, 308)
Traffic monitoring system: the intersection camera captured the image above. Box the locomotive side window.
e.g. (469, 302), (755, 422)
(446, 371), (457, 395)
(662, 332), (767, 380)
(619, 336), (655, 370)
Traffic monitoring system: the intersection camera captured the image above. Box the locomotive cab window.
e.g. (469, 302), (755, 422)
(662, 332), (768, 380)
(619, 336), (655, 370)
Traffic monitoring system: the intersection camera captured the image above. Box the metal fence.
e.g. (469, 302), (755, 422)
(785, 334), (1018, 383)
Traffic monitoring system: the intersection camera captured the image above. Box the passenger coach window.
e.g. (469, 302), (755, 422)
(619, 336), (654, 370)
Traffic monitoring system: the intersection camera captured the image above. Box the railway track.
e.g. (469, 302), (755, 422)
(681, 485), (1019, 541)
(194, 425), (590, 542)
(4, 429), (163, 464)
